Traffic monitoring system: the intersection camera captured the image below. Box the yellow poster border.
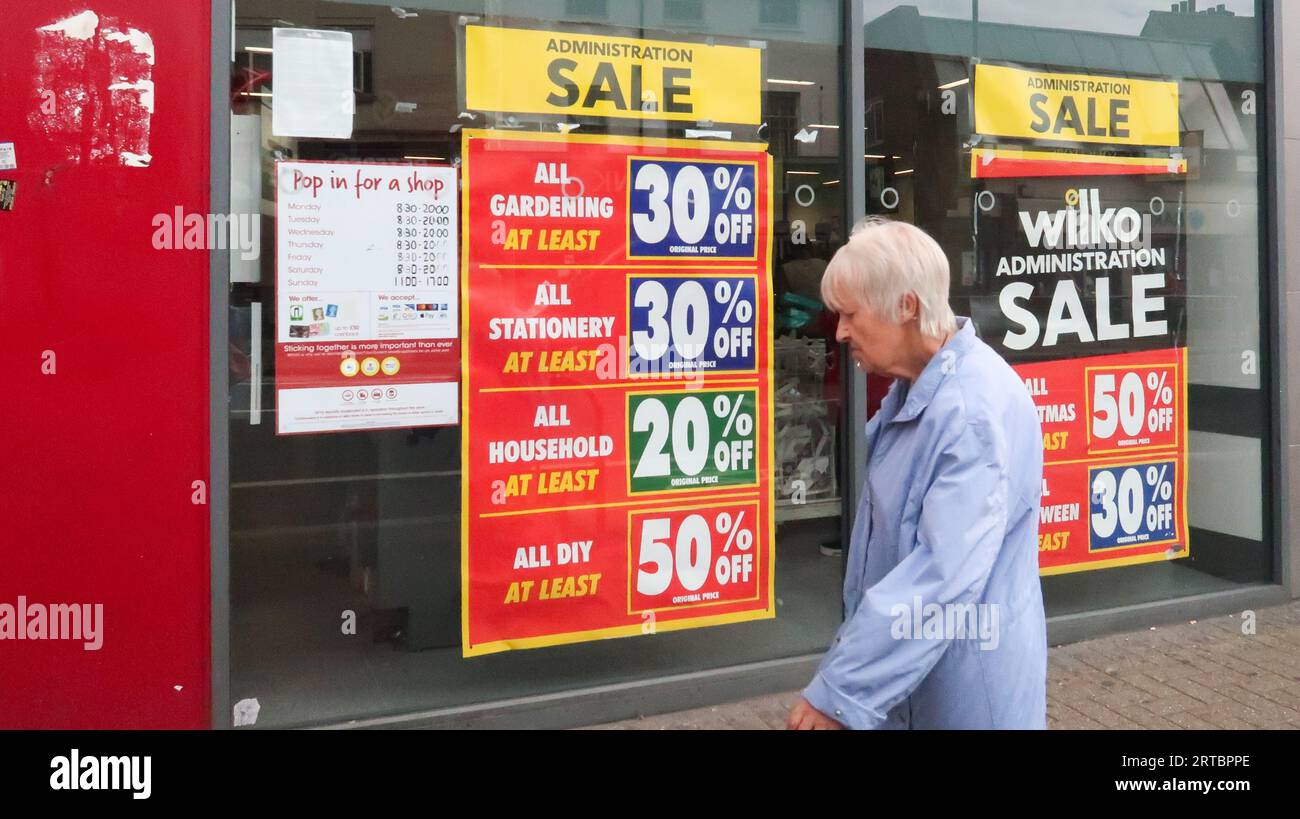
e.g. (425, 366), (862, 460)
(460, 129), (775, 657)
(463, 606), (776, 657)
(1040, 546), (1188, 576)
(461, 127), (768, 155)
(481, 377), (760, 394)
(479, 489), (760, 520)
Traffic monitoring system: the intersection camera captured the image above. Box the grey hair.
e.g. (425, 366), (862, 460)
(820, 217), (957, 340)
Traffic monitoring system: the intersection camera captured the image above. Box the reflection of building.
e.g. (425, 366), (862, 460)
(866, 4), (1256, 144)
(864, 4), (1259, 367)
(1142, 3), (1263, 82)
(861, 2), (1277, 641)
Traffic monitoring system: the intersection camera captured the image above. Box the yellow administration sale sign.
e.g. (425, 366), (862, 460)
(464, 25), (762, 125)
(974, 64), (1180, 147)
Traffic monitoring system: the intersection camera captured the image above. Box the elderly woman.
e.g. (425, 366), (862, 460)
(787, 218), (1047, 730)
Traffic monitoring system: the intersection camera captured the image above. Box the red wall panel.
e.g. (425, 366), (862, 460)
(0, 2), (212, 728)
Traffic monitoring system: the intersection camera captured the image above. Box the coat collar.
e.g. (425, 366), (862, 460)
(886, 316), (976, 425)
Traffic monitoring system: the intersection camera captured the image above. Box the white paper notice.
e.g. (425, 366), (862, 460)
(275, 161), (460, 435)
(272, 28), (355, 139)
(0, 142), (16, 171)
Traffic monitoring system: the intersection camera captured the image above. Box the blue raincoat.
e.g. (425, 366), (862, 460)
(803, 317), (1048, 729)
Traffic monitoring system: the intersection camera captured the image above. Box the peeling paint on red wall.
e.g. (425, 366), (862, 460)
(30, 9), (156, 167)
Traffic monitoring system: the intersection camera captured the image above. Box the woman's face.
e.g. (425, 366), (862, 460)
(834, 298), (911, 378)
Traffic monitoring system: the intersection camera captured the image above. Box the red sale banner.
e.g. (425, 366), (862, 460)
(1015, 348), (1189, 574)
(460, 130), (775, 656)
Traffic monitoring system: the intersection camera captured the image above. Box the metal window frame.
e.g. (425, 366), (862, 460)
(207, 0), (1294, 732)
(211, 0), (233, 731)
(1266, 0), (1296, 597)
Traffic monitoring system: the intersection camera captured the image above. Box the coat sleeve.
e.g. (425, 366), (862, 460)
(802, 416), (1011, 729)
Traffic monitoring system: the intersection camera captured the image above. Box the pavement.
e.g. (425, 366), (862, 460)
(589, 600), (1300, 729)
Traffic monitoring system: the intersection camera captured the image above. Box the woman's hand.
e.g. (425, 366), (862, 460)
(786, 697), (846, 730)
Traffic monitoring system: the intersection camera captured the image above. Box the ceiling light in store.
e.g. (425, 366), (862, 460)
(244, 46), (273, 54)
(786, 170), (820, 175)
(239, 92), (272, 98)
(767, 78), (816, 86)
(404, 155), (444, 161)
(822, 179), (841, 186)
(864, 154), (886, 159)
(807, 124), (839, 129)
(895, 169), (915, 175)
(938, 78), (970, 90)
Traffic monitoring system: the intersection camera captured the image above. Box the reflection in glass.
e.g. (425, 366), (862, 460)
(860, 0), (1272, 613)
(229, 0), (847, 727)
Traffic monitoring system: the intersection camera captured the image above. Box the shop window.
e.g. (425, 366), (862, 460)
(227, 0), (846, 728)
(862, 0), (1273, 612)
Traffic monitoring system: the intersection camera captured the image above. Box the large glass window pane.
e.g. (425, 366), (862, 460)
(229, 0), (846, 727)
(862, 0), (1272, 614)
